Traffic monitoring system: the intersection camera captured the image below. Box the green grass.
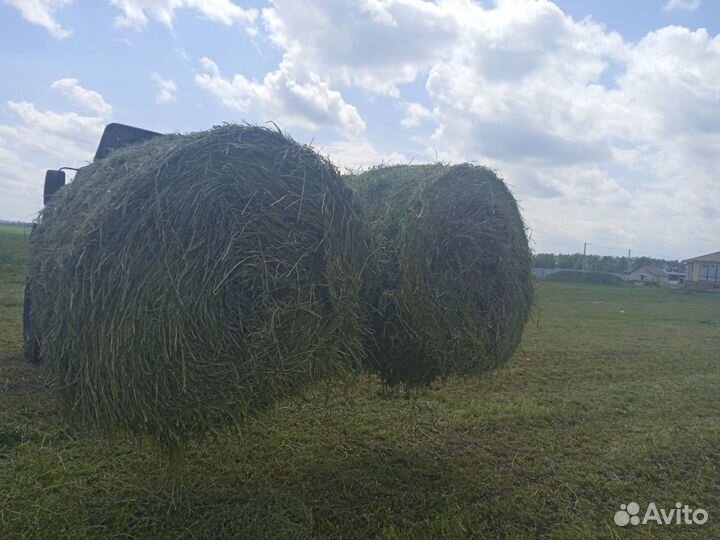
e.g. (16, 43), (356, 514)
(0, 224), (30, 265)
(0, 224), (29, 355)
(1, 228), (720, 538)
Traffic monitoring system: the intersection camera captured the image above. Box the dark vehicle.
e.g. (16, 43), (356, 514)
(23, 123), (161, 362)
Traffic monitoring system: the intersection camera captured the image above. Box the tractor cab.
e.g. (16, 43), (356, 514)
(25, 123), (162, 362)
(42, 123), (161, 204)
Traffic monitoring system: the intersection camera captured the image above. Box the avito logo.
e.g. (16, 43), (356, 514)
(614, 502), (708, 526)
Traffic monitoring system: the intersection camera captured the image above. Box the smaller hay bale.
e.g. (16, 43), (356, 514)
(28, 124), (367, 454)
(347, 164), (533, 387)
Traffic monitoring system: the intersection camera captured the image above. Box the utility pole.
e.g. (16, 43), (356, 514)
(626, 249), (632, 274)
(582, 242), (587, 271)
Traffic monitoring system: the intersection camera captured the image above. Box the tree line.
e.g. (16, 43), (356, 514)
(533, 253), (686, 273)
(0, 220), (32, 227)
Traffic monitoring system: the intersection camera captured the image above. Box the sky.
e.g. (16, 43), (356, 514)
(0, 0), (719, 259)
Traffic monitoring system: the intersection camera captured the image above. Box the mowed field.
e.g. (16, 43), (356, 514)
(1, 224), (719, 539)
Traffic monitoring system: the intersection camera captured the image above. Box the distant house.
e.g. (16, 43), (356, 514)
(665, 270), (687, 285)
(629, 266), (668, 286)
(684, 251), (720, 291)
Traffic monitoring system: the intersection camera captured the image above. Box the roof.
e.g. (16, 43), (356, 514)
(633, 266), (667, 277)
(685, 251), (720, 264)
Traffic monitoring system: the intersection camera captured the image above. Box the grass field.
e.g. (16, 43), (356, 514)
(1, 226), (719, 539)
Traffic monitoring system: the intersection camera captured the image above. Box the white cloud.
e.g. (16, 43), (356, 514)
(195, 57), (366, 136)
(5, 0), (260, 38)
(261, 0), (457, 96)
(401, 102), (433, 128)
(319, 139), (407, 172)
(664, 0), (701, 12)
(253, 0), (720, 256)
(4, 0), (74, 39)
(151, 74), (178, 104)
(0, 144), (46, 222)
(3, 0), (718, 256)
(0, 104), (104, 182)
(4, 101), (106, 143)
(0, 80), (111, 220)
(110, 0), (257, 31)
(51, 78), (113, 116)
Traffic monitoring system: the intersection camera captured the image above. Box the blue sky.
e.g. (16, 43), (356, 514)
(1, 0), (719, 258)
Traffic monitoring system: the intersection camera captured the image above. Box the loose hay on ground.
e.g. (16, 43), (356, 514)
(346, 164), (532, 388)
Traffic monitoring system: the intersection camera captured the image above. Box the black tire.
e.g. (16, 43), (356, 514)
(23, 282), (41, 363)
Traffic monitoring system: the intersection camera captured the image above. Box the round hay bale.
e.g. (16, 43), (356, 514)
(28, 124), (366, 451)
(346, 164), (532, 387)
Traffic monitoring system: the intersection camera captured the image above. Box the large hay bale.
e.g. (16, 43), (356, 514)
(28, 124), (366, 452)
(347, 164), (532, 387)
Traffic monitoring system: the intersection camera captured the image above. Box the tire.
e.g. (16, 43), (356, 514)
(23, 282), (41, 363)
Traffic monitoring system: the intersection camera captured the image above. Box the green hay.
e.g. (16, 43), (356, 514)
(347, 164), (533, 388)
(28, 124), (367, 456)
